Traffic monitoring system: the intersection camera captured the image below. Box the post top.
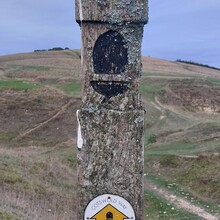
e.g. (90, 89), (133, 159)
(75, 0), (148, 24)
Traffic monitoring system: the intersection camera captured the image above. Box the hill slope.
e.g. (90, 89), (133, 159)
(0, 50), (220, 219)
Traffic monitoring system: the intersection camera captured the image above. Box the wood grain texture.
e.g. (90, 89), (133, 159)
(76, 0), (148, 24)
(77, 109), (145, 220)
(75, 1), (147, 219)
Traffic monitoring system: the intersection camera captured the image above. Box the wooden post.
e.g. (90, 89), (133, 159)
(75, 1), (148, 219)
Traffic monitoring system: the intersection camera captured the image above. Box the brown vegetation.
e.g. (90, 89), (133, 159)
(0, 50), (220, 219)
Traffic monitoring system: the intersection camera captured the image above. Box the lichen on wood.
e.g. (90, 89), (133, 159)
(75, 1), (148, 219)
(77, 108), (145, 220)
(75, 0), (148, 25)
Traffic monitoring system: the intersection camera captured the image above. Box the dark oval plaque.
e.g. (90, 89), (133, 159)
(93, 30), (128, 74)
(91, 81), (129, 100)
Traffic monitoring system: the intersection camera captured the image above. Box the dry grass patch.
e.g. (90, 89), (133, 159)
(0, 142), (77, 220)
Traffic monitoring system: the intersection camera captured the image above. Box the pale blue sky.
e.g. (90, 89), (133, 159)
(0, 0), (220, 68)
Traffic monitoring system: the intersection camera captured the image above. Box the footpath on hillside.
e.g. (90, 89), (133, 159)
(145, 180), (220, 220)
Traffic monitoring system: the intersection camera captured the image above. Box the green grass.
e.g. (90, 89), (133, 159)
(0, 155), (20, 167)
(23, 65), (50, 71)
(146, 133), (157, 144)
(142, 73), (220, 217)
(141, 80), (166, 101)
(0, 79), (43, 90)
(177, 155), (220, 202)
(0, 146), (77, 218)
(58, 82), (81, 97)
(0, 132), (17, 142)
(142, 71), (198, 78)
(63, 49), (81, 58)
(0, 172), (23, 185)
(49, 147), (77, 169)
(0, 211), (21, 220)
(1, 50), (219, 219)
(159, 154), (181, 168)
(10, 65), (50, 71)
(144, 189), (201, 219)
(0, 155), (21, 184)
(145, 173), (220, 217)
(143, 102), (162, 128)
(146, 141), (197, 156)
(207, 77), (220, 85)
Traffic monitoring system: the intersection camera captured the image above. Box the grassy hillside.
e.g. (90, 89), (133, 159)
(0, 50), (220, 219)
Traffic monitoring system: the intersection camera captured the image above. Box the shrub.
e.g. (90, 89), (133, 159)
(159, 155), (180, 168)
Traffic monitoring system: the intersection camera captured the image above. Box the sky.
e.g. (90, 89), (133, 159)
(0, 0), (220, 68)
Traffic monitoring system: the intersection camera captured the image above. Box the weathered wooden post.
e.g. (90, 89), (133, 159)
(75, 1), (148, 219)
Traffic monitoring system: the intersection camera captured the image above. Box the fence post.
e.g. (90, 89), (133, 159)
(75, 1), (148, 219)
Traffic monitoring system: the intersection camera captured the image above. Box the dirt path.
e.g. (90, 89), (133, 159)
(145, 181), (219, 220)
(18, 100), (73, 139)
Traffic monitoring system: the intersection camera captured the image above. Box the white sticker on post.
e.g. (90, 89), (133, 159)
(76, 110), (83, 149)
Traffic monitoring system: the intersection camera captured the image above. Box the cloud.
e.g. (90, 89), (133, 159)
(0, 0), (220, 68)
(0, 0), (80, 54)
(143, 0), (220, 67)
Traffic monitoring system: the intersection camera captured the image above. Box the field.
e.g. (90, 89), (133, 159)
(0, 50), (220, 219)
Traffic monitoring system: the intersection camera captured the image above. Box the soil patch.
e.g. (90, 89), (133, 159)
(158, 79), (220, 113)
(0, 88), (81, 147)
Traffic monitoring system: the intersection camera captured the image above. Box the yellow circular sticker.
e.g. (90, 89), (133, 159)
(84, 194), (135, 220)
